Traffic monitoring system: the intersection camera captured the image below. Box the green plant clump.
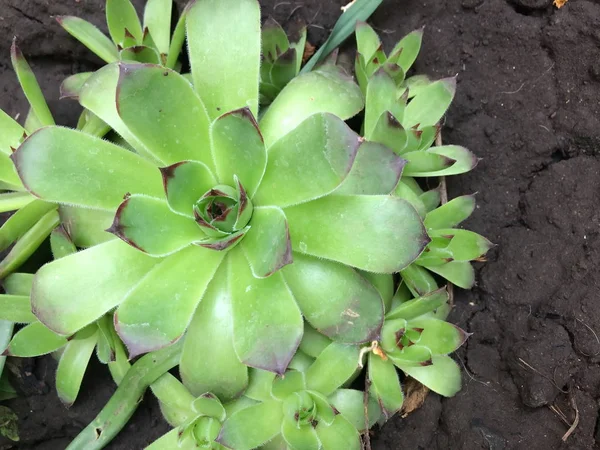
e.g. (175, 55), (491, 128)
(0, 0), (490, 448)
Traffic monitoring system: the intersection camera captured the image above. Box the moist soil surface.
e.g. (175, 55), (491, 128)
(1, 0), (600, 448)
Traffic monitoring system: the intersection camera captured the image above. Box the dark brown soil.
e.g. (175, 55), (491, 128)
(1, 0), (600, 448)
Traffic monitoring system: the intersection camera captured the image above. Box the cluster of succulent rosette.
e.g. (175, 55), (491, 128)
(0, 0), (491, 448)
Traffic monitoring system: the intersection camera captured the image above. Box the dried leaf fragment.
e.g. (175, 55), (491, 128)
(553, 0), (567, 8)
(400, 377), (429, 418)
(0, 405), (19, 441)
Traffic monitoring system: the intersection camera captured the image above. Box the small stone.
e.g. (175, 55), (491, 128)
(461, 0), (484, 8)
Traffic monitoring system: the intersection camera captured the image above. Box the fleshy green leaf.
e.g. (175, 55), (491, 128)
(365, 69), (398, 139)
(281, 419), (319, 450)
(119, 46), (161, 64)
(368, 352), (404, 418)
(328, 389), (381, 431)
(6, 321), (68, 357)
(217, 400), (283, 450)
(79, 64), (155, 161)
(116, 64), (212, 167)
(315, 415), (361, 450)
(50, 225), (77, 260)
(409, 318), (469, 354)
(419, 260), (475, 289)
(355, 21), (381, 62)
(0, 295), (35, 323)
(305, 342), (359, 396)
(245, 368), (276, 402)
(56, 325), (98, 406)
(106, 0), (143, 46)
(404, 146), (478, 177)
(361, 272), (394, 313)
(166, 9), (187, 69)
(31, 239), (161, 335)
(283, 253), (383, 343)
(254, 113), (360, 207)
(0, 200), (55, 253)
(400, 355), (461, 397)
(229, 247), (303, 374)
(390, 28), (424, 73)
(386, 288), (449, 321)
(143, 0), (172, 55)
(13, 127), (164, 211)
(59, 206), (115, 248)
(240, 206), (291, 278)
(0, 109), (25, 155)
(3, 273), (34, 296)
(403, 77), (456, 128)
(436, 229), (493, 261)
(289, 24), (307, 74)
(259, 67), (364, 147)
(299, 323), (332, 359)
(400, 264), (438, 296)
(271, 371), (305, 400)
(211, 108), (266, 196)
(370, 111), (409, 155)
(187, 0), (260, 118)
(424, 195), (476, 230)
(11, 41), (54, 127)
(334, 141), (404, 196)
(160, 160), (217, 218)
(59, 72), (93, 99)
(56, 16), (119, 63)
(108, 195), (204, 256)
(285, 195), (428, 273)
(261, 18), (289, 60)
(115, 245), (224, 357)
(181, 257), (249, 401)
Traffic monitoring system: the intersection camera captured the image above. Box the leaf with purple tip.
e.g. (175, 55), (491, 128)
(402, 150), (456, 176)
(370, 111), (409, 155)
(31, 239), (161, 336)
(386, 288), (449, 321)
(106, 0), (143, 46)
(365, 69), (399, 139)
(229, 247), (303, 374)
(400, 355), (461, 397)
(187, 0), (260, 118)
(115, 244), (224, 357)
(13, 127), (164, 210)
(254, 113), (360, 207)
(59, 72), (93, 99)
(108, 195), (205, 256)
(160, 160), (216, 218)
(116, 64), (213, 168)
(403, 77), (456, 128)
(368, 352), (404, 419)
(408, 145), (478, 177)
(283, 253), (383, 344)
(285, 195), (429, 273)
(180, 259), (249, 401)
(424, 195), (476, 229)
(211, 108), (266, 197)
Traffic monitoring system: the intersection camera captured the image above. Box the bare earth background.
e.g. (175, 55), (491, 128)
(1, 0), (600, 448)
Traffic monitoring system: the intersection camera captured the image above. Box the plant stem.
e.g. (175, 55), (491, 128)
(66, 340), (183, 450)
(150, 372), (196, 426)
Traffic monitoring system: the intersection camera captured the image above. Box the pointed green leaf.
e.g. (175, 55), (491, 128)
(166, 9), (186, 69)
(108, 195), (204, 256)
(305, 342), (359, 396)
(187, 0), (260, 118)
(400, 264), (438, 296)
(96, 315), (116, 364)
(403, 77), (456, 128)
(115, 245), (223, 357)
(3, 273), (33, 296)
(59, 72), (93, 99)
(259, 67), (364, 147)
(271, 371), (306, 400)
(409, 318), (469, 354)
(0, 320), (13, 376)
(261, 18), (289, 60)
(119, 46), (161, 64)
(143, 0), (172, 55)
(32, 239), (161, 335)
(218, 400), (283, 450)
(270, 48), (298, 90)
(254, 113), (360, 207)
(0, 200), (55, 252)
(212, 108), (266, 196)
(50, 225), (77, 260)
(402, 150), (455, 176)
(59, 206), (115, 248)
(400, 355), (461, 397)
(245, 368), (277, 402)
(229, 247), (303, 374)
(11, 41), (54, 127)
(419, 260), (475, 289)
(106, 0), (143, 45)
(240, 206), (291, 278)
(116, 64), (212, 167)
(57, 16), (119, 63)
(394, 180), (426, 218)
(285, 195), (428, 273)
(438, 229), (493, 261)
(390, 28), (423, 73)
(365, 69), (398, 139)
(370, 111), (409, 155)
(160, 160), (217, 218)
(316, 415), (361, 450)
(0, 295), (35, 323)
(56, 325), (97, 406)
(281, 419), (319, 450)
(361, 272), (394, 313)
(6, 322), (67, 357)
(79, 64), (155, 161)
(368, 352), (404, 418)
(424, 195), (476, 230)
(355, 21), (381, 62)
(289, 24), (307, 74)
(334, 141), (404, 196)
(0, 109), (25, 155)
(386, 288), (448, 321)
(420, 188), (441, 213)
(13, 127), (164, 210)
(328, 389), (381, 431)
(283, 253), (383, 343)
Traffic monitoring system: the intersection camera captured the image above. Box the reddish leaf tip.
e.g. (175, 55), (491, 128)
(219, 107), (264, 143)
